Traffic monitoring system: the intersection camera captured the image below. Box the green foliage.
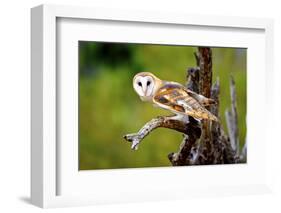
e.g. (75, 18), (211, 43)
(79, 42), (246, 170)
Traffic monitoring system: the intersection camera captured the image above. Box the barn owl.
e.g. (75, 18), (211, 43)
(133, 72), (218, 122)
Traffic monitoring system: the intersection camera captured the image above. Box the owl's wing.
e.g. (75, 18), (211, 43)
(153, 83), (218, 121)
(185, 89), (217, 106)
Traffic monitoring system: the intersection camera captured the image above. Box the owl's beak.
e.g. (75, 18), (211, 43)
(142, 86), (148, 96)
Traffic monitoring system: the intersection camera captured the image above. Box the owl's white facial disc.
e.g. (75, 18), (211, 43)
(133, 75), (155, 98)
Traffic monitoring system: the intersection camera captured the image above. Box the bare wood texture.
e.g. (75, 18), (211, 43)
(186, 67), (200, 93)
(197, 47), (213, 164)
(198, 47), (212, 98)
(210, 79), (225, 164)
(225, 76), (239, 156)
(168, 117), (201, 166)
(124, 116), (195, 150)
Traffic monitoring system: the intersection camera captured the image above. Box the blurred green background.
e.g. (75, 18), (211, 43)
(79, 41), (247, 170)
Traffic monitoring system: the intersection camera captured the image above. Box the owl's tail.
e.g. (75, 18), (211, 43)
(206, 112), (219, 122)
(201, 98), (217, 106)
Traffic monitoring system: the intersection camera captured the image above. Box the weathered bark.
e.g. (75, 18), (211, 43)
(123, 47), (245, 165)
(225, 76), (239, 156)
(168, 117), (201, 166)
(124, 116), (199, 150)
(198, 47), (213, 98)
(210, 79), (225, 164)
(197, 47), (214, 164)
(186, 67), (200, 93)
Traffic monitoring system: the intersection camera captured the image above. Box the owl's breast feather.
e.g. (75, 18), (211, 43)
(140, 95), (153, 102)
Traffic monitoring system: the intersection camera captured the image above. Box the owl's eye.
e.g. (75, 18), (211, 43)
(138, 82), (142, 87)
(147, 81), (151, 86)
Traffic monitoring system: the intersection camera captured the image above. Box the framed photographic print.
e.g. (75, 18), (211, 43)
(31, 4), (274, 208)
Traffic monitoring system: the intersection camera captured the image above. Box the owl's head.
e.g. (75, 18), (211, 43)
(133, 72), (161, 100)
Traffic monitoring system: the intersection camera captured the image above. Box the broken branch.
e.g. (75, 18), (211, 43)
(123, 116), (192, 150)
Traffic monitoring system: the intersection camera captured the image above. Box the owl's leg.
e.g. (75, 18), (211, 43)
(170, 113), (190, 124)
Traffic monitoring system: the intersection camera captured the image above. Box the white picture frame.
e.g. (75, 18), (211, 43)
(31, 4), (274, 208)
